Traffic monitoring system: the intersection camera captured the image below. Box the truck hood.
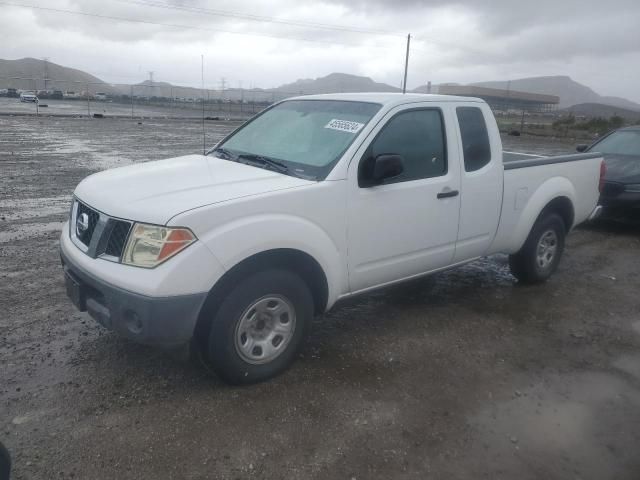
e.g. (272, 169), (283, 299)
(74, 155), (314, 225)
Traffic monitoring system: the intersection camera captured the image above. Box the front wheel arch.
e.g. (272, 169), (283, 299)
(192, 248), (328, 350)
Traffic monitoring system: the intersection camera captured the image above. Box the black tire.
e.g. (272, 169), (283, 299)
(203, 269), (313, 385)
(509, 213), (566, 284)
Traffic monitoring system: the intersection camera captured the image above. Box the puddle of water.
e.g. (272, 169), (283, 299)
(470, 372), (640, 478)
(613, 354), (640, 381)
(0, 221), (64, 243)
(0, 195), (71, 220)
(40, 135), (128, 170)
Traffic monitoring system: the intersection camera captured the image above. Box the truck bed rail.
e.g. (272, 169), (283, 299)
(503, 152), (601, 170)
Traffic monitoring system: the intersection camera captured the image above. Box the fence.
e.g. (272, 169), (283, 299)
(0, 76), (310, 119)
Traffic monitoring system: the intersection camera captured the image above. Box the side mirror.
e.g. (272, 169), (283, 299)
(372, 154), (404, 183)
(576, 144), (588, 153)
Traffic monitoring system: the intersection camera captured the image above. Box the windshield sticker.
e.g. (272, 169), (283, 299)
(324, 119), (365, 133)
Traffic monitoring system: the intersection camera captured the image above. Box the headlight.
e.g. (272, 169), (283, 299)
(122, 223), (196, 268)
(625, 184), (640, 193)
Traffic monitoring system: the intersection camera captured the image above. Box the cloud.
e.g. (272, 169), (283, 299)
(1, 0), (639, 101)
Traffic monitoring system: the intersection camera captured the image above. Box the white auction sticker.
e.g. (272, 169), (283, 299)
(324, 119), (365, 133)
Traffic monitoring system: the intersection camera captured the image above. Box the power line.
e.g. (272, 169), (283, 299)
(114, 0), (404, 38)
(0, 2), (404, 50)
(115, 0), (487, 56)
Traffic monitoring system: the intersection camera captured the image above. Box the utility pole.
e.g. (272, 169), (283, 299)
(219, 77), (227, 101)
(148, 71), (154, 98)
(86, 82), (90, 117)
(43, 57), (49, 91)
(202, 55), (206, 154)
(130, 85), (134, 119)
(402, 33), (411, 94)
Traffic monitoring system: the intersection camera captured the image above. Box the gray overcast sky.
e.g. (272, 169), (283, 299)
(2, 0), (640, 101)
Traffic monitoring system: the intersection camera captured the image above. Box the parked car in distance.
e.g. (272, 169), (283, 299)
(577, 126), (640, 216)
(19, 91), (38, 103)
(94, 92), (108, 101)
(61, 93), (604, 384)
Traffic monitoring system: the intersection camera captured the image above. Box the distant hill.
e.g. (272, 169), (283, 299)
(560, 103), (640, 122)
(117, 80), (202, 99)
(0, 57), (118, 94)
(271, 72), (401, 95)
(3, 59), (639, 113)
(471, 76), (640, 111)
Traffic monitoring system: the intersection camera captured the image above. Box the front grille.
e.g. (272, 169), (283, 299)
(71, 199), (132, 261)
(104, 220), (132, 257)
(601, 182), (625, 198)
(76, 202), (100, 246)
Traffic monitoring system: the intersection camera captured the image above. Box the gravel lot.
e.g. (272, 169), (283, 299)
(1, 115), (639, 480)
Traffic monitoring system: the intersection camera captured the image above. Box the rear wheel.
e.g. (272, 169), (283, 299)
(202, 269), (313, 385)
(509, 213), (566, 284)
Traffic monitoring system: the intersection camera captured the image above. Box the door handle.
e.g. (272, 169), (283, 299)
(437, 189), (459, 199)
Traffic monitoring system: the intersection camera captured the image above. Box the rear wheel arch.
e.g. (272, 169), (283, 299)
(539, 196), (574, 232)
(193, 248), (328, 347)
(509, 212), (566, 284)
(508, 196), (574, 284)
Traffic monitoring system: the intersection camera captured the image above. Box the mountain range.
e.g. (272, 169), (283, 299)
(0, 58), (119, 94)
(469, 76), (640, 111)
(1, 58), (638, 113)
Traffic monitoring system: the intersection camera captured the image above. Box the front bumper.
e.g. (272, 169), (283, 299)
(61, 247), (208, 348)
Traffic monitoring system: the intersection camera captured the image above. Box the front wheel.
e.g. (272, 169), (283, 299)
(203, 269), (313, 385)
(509, 213), (566, 284)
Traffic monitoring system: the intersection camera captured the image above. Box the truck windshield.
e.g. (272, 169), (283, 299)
(211, 100), (381, 180)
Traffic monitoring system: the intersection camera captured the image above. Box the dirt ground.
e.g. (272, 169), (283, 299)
(1, 116), (639, 480)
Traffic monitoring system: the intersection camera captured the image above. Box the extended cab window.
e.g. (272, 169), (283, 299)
(362, 109), (446, 185)
(457, 107), (491, 172)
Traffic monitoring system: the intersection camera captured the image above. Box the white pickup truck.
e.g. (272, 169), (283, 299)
(60, 93), (603, 384)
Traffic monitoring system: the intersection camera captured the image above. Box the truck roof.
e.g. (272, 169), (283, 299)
(287, 92), (485, 107)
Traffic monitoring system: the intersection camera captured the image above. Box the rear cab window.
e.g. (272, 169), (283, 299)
(456, 107), (491, 172)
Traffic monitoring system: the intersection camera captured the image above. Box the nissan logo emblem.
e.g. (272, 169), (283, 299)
(76, 212), (90, 236)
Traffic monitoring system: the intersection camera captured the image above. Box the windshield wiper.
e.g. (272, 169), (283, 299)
(237, 154), (289, 174)
(211, 149), (293, 176)
(210, 147), (235, 159)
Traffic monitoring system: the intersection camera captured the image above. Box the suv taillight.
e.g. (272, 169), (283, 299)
(599, 160), (606, 193)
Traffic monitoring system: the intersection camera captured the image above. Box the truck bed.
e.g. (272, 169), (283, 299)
(489, 151), (603, 255)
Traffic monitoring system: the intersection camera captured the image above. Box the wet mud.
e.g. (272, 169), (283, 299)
(1, 116), (639, 479)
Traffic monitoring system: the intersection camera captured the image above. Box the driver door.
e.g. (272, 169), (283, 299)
(346, 105), (461, 292)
